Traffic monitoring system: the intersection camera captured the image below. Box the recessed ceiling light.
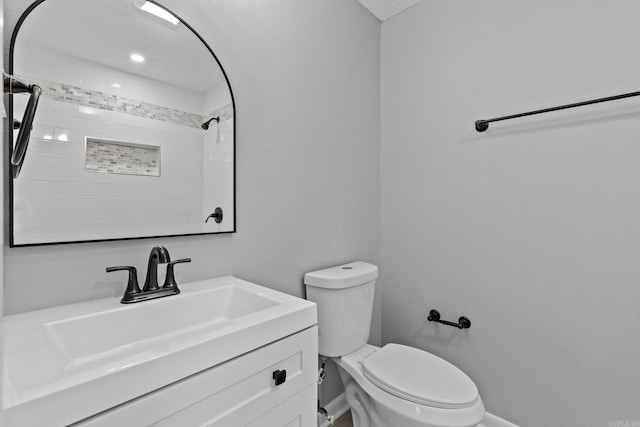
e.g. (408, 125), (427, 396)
(43, 134), (52, 140)
(130, 53), (145, 63)
(140, 2), (180, 25)
(110, 83), (122, 89)
(57, 134), (68, 142)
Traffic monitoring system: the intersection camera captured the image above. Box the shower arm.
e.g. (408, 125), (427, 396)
(4, 72), (42, 178)
(201, 116), (220, 130)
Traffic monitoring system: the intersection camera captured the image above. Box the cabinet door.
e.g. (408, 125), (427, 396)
(74, 327), (317, 427)
(245, 383), (316, 427)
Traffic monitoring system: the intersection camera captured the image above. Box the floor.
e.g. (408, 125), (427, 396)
(333, 410), (353, 427)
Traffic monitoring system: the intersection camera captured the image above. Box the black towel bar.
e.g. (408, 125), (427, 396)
(475, 89), (640, 132)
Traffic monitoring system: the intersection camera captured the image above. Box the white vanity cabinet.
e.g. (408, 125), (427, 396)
(5, 277), (318, 426)
(74, 326), (318, 427)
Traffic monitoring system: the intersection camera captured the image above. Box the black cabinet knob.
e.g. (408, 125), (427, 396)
(272, 369), (287, 386)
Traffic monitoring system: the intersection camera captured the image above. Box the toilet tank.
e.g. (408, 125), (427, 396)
(304, 262), (378, 357)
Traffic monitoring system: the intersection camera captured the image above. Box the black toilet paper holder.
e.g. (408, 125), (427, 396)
(427, 309), (471, 329)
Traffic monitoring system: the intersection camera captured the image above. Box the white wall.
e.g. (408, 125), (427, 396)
(380, 1), (640, 426)
(204, 81), (232, 114)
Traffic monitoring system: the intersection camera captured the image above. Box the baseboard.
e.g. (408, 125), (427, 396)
(318, 392), (349, 427)
(479, 411), (521, 427)
(318, 392), (519, 427)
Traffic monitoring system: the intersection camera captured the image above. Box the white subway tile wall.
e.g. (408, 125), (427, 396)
(12, 90), (234, 244)
(201, 116), (234, 232)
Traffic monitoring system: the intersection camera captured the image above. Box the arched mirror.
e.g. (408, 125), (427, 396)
(9, 0), (235, 246)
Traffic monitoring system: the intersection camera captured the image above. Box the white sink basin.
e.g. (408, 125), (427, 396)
(47, 285), (280, 370)
(3, 276), (317, 427)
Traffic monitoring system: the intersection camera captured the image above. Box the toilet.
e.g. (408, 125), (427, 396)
(304, 261), (485, 427)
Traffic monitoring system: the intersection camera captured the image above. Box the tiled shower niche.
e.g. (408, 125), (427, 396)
(85, 137), (160, 176)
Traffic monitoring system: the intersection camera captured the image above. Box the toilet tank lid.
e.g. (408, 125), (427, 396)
(304, 261), (378, 289)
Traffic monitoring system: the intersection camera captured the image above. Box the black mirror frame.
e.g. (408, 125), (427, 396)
(7, 0), (236, 247)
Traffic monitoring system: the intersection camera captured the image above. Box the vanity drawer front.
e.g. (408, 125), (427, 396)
(74, 326), (317, 427)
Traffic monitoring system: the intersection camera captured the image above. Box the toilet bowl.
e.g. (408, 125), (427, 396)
(305, 262), (485, 427)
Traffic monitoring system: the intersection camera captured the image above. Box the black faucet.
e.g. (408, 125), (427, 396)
(106, 246), (191, 304)
(143, 245), (170, 292)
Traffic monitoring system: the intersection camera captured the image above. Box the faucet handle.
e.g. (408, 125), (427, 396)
(106, 266), (141, 302)
(163, 258), (191, 292)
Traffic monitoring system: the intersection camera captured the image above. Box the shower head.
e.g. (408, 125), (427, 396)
(201, 116), (219, 130)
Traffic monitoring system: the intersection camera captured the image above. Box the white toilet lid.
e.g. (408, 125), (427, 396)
(362, 344), (479, 409)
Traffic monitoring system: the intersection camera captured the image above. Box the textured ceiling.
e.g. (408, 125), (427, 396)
(357, 0), (423, 21)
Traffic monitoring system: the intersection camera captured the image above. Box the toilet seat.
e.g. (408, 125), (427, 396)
(335, 344), (485, 427)
(362, 344), (479, 409)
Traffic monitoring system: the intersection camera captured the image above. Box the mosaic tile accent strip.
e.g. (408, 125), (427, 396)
(85, 138), (160, 176)
(207, 103), (234, 122)
(16, 75), (234, 129)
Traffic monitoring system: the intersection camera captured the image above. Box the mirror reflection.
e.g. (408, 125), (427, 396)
(10, 0), (235, 246)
